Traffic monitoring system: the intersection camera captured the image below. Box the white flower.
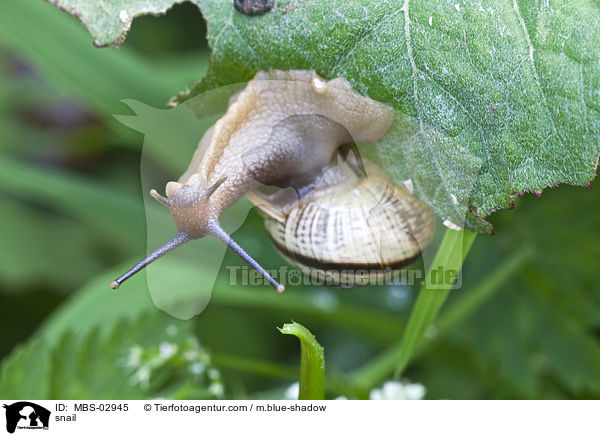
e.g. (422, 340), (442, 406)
(403, 383), (426, 400)
(188, 362), (205, 375)
(183, 349), (201, 362)
(283, 382), (299, 400)
(131, 365), (151, 389)
(209, 383), (224, 396)
(123, 345), (143, 368)
(158, 342), (178, 360)
(369, 381), (426, 400)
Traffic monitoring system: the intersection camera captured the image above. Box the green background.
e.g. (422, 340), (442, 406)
(0, 0), (599, 399)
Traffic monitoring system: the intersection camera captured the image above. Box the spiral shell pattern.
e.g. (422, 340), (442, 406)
(263, 175), (435, 286)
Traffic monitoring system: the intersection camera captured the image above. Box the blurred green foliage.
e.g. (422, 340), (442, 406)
(0, 0), (599, 400)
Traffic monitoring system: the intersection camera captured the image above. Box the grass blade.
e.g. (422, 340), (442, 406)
(392, 228), (477, 376)
(349, 229), (477, 390)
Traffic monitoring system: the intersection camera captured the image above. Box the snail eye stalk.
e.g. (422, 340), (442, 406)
(209, 222), (285, 293)
(110, 232), (189, 290)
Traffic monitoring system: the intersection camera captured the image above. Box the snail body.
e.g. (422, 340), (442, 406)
(111, 70), (433, 292)
(176, 70), (394, 216)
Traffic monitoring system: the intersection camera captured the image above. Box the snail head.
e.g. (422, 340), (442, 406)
(149, 174), (226, 239)
(110, 174), (284, 293)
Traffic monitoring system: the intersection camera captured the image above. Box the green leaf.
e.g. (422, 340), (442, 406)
(0, 314), (224, 399)
(36, 265), (156, 345)
(0, 338), (52, 399)
(41, 0), (201, 47)
(0, 155), (146, 250)
(278, 322), (325, 400)
(177, 0), (599, 232)
(0, 197), (104, 290)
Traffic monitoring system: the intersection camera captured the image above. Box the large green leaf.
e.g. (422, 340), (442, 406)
(37, 0), (599, 231)
(179, 0), (599, 232)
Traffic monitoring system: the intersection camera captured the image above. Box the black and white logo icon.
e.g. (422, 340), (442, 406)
(3, 402), (50, 434)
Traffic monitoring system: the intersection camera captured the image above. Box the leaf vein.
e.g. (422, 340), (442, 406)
(402, 0), (423, 132)
(512, 0), (562, 143)
(334, 9), (403, 68)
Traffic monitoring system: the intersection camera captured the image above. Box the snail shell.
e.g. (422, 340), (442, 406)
(249, 159), (435, 286)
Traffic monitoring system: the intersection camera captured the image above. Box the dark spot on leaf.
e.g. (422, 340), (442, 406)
(585, 180), (594, 189)
(233, 0), (274, 16)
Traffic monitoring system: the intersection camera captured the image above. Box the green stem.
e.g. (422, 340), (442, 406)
(350, 242), (532, 391)
(357, 250), (530, 388)
(278, 322), (325, 400)
(350, 228), (476, 389)
(393, 228), (477, 376)
(212, 352), (362, 398)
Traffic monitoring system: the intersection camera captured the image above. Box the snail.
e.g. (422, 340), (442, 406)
(111, 70), (433, 292)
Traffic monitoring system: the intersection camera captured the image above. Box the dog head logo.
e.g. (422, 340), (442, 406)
(3, 402), (50, 434)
